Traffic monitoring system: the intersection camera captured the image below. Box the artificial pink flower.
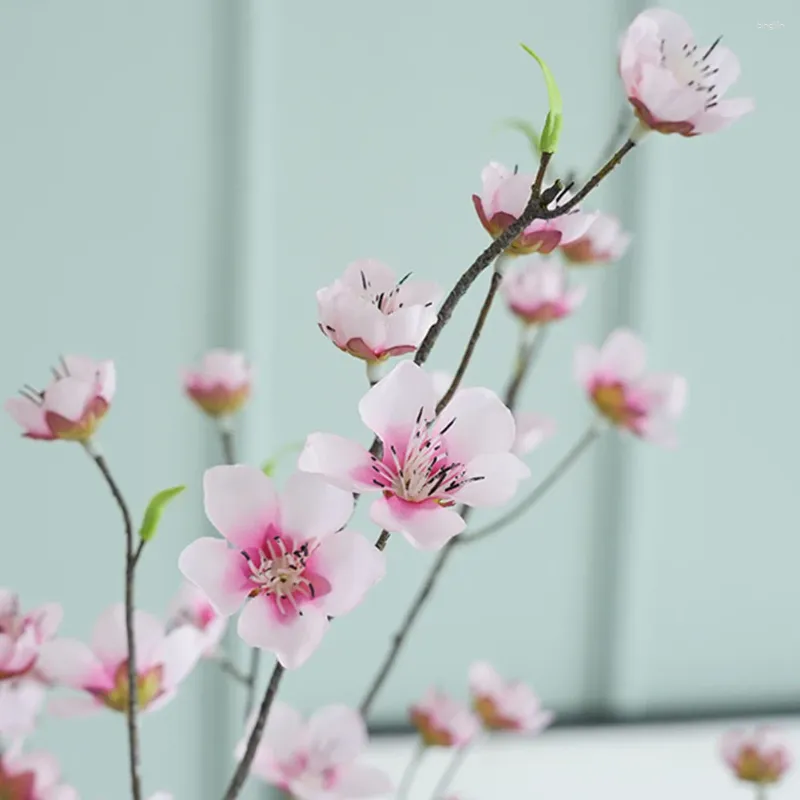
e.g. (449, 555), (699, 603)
(0, 591), (62, 682)
(560, 213), (631, 266)
(468, 662), (554, 734)
(575, 328), (687, 447)
(182, 349), (252, 418)
(722, 728), (792, 785)
(5, 356), (115, 442)
(619, 8), (754, 137)
(0, 680), (45, 743)
(502, 258), (587, 325)
(166, 581), (227, 657)
(472, 163), (597, 256)
(0, 747), (77, 800)
(410, 688), (480, 748)
(238, 702), (392, 800)
(37, 604), (203, 716)
(299, 361), (530, 551)
(179, 467), (385, 670)
(316, 259), (441, 363)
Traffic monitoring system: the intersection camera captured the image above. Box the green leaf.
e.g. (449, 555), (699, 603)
(497, 117), (541, 157)
(261, 441), (304, 477)
(520, 43), (563, 154)
(138, 485), (186, 542)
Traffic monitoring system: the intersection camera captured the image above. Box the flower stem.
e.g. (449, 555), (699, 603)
(396, 742), (427, 800)
(755, 785), (768, 800)
(211, 654), (250, 685)
(222, 661), (285, 800)
(87, 450), (142, 800)
(429, 744), (473, 799)
(463, 424), (602, 545)
(504, 325), (547, 413)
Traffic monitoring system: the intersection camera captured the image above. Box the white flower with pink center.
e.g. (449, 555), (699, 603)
(502, 258), (587, 325)
(239, 702), (392, 800)
(179, 468), (385, 670)
(37, 604), (203, 716)
(619, 8), (754, 137)
(0, 591), (62, 682)
(182, 349), (252, 418)
(575, 328), (687, 447)
(317, 259), (442, 363)
(0, 747), (78, 800)
(5, 355), (115, 443)
(166, 582), (227, 658)
(560, 212), (631, 265)
(299, 361), (530, 551)
(410, 688), (480, 748)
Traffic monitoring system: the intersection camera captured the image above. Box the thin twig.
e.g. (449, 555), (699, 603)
(88, 451), (142, 800)
(503, 325), (548, 414)
(222, 661), (285, 800)
(211, 654), (250, 685)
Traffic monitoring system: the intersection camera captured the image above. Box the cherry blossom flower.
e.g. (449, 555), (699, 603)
(560, 213), (631, 266)
(182, 349), (252, 418)
(0, 680), (45, 743)
(316, 259), (441, 364)
(468, 662), (554, 734)
(0, 591), (62, 682)
(410, 688), (480, 748)
(179, 467), (385, 670)
(238, 702), (392, 800)
(619, 8), (754, 137)
(37, 604), (203, 716)
(472, 163), (597, 256)
(0, 747), (78, 800)
(575, 328), (687, 447)
(5, 356), (115, 442)
(299, 361), (530, 550)
(166, 581), (227, 657)
(722, 728), (792, 785)
(502, 258), (586, 325)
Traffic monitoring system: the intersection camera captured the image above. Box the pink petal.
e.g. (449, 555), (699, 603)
(8, 750), (59, 792)
(237, 597), (329, 670)
(436, 387), (516, 463)
(33, 603), (63, 641)
(48, 695), (103, 717)
(91, 605), (164, 669)
(468, 661), (505, 695)
(321, 288), (386, 354)
(4, 397), (52, 438)
(42, 786), (80, 800)
(370, 496), (465, 550)
(640, 7), (694, 42)
(333, 764), (393, 798)
(279, 472), (354, 543)
(382, 305), (438, 353)
(297, 433), (375, 492)
(306, 705), (367, 769)
(244, 700), (309, 765)
(513, 413), (556, 456)
(691, 97), (754, 134)
(309, 530), (386, 617)
(203, 465), (281, 550)
(494, 171), (537, 218)
(396, 279), (442, 308)
(178, 538), (250, 616)
(341, 259), (397, 294)
(456, 453), (530, 507)
(637, 63), (705, 122)
(573, 344), (600, 387)
(598, 329), (647, 381)
(199, 349), (250, 387)
(553, 211), (597, 245)
(41, 377), (94, 422)
(151, 625), (203, 689)
(37, 639), (106, 689)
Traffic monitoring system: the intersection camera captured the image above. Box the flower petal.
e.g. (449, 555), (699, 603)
(306, 705), (367, 769)
(242, 700), (309, 765)
(598, 329), (647, 381)
(456, 453), (530, 507)
(90, 605), (164, 669)
(178, 538), (250, 617)
(41, 377), (94, 422)
(4, 398), (53, 438)
(37, 639), (107, 689)
(47, 695), (103, 717)
(341, 259), (397, 294)
(513, 413), (556, 456)
(297, 433), (375, 492)
(573, 344), (600, 388)
(333, 764), (394, 798)
(279, 472), (354, 543)
(370, 496), (464, 550)
(151, 625), (203, 689)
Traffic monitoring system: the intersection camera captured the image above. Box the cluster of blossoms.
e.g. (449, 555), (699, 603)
(0, 7), (761, 800)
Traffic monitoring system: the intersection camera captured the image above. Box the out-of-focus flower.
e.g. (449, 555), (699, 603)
(722, 728), (792, 785)
(468, 661), (554, 734)
(560, 213), (631, 266)
(0, 747), (78, 800)
(179, 468), (384, 670)
(299, 361), (530, 551)
(5, 356), (115, 442)
(316, 259), (441, 364)
(38, 604), (202, 716)
(619, 8), (754, 137)
(410, 688), (480, 748)
(0, 591), (62, 682)
(0, 680), (46, 742)
(166, 582), (227, 658)
(238, 702), (392, 800)
(182, 349), (252, 418)
(472, 163), (597, 256)
(574, 328), (687, 447)
(512, 413), (556, 457)
(502, 258), (586, 325)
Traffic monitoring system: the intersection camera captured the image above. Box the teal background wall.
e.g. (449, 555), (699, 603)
(0, 0), (793, 797)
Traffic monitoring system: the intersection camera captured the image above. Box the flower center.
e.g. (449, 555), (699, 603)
(358, 269), (433, 316)
(0, 761), (35, 800)
(94, 661), (163, 713)
(661, 35), (723, 111)
(592, 382), (644, 426)
(242, 537), (317, 616)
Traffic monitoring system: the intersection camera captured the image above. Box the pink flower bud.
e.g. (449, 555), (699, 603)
(0, 591), (62, 682)
(722, 728), (792, 785)
(182, 349), (252, 418)
(502, 258), (586, 325)
(560, 213), (631, 265)
(409, 688), (480, 748)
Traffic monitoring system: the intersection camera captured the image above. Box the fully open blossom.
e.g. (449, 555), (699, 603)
(166, 582), (227, 657)
(0, 591), (62, 682)
(472, 163), (597, 256)
(619, 8), (754, 137)
(38, 604), (202, 716)
(317, 259), (441, 363)
(468, 662), (554, 734)
(410, 688), (480, 748)
(182, 349), (252, 418)
(722, 728), (792, 785)
(575, 329), (687, 447)
(0, 747), (77, 800)
(238, 702), (392, 800)
(299, 361), (530, 550)
(560, 213), (631, 265)
(0, 680), (46, 742)
(5, 356), (115, 442)
(502, 258), (586, 325)
(179, 467), (384, 670)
